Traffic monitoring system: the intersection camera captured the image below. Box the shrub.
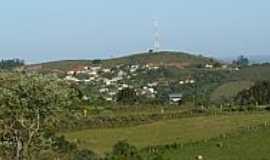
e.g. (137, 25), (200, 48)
(72, 149), (98, 160)
(105, 141), (142, 160)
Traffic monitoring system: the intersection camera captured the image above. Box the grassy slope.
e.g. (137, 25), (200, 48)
(101, 52), (214, 67)
(35, 60), (93, 72)
(162, 126), (270, 160)
(210, 81), (254, 103)
(63, 112), (270, 153)
(208, 64), (270, 103)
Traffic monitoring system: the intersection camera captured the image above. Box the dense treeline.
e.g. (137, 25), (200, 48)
(235, 81), (270, 106)
(0, 59), (24, 70)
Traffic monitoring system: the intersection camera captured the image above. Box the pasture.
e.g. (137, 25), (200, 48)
(63, 112), (270, 154)
(161, 126), (270, 160)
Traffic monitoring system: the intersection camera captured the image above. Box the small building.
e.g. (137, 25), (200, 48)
(67, 70), (75, 75)
(190, 80), (195, 84)
(169, 93), (183, 104)
(205, 64), (213, 69)
(179, 81), (185, 85)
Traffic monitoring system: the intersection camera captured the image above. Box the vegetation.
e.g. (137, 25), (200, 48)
(104, 141), (143, 160)
(0, 59), (24, 70)
(210, 81), (254, 104)
(116, 88), (138, 105)
(157, 126), (270, 160)
(29, 51), (218, 72)
(233, 55), (249, 67)
(228, 63), (270, 81)
(0, 73), (81, 160)
(1, 53), (270, 159)
(235, 81), (270, 106)
(63, 112), (270, 153)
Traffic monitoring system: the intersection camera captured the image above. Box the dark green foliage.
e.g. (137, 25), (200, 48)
(75, 73), (90, 80)
(0, 73), (81, 160)
(72, 149), (98, 160)
(116, 88), (138, 105)
(235, 81), (270, 105)
(105, 141), (142, 160)
(52, 136), (77, 154)
(233, 55), (249, 67)
(92, 59), (102, 65)
(0, 59), (24, 70)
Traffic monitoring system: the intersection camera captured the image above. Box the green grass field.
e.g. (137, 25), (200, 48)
(161, 126), (270, 160)
(63, 112), (270, 154)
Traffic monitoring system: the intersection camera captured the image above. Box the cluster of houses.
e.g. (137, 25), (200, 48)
(63, 62), (240, 104)
(64, 63), (165, 102)
(205, 63), (240, 71)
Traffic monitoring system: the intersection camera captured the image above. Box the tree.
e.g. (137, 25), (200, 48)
(105, 141), (142, 160)
(0, 59), (24, 70)
(235, 81), (270, 106)
(233, 55), (249, 67)
(116, 88), (138, 105)
(75, 73), (90, 80)
(0, 73), (81, 160)
(92, 59), (101, 65)
(72, 149), (97, 160)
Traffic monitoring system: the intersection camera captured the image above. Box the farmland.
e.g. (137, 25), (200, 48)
(1, 54), (270, 159)
(161, 125), (270, 160)
(63, 112), (270, 154)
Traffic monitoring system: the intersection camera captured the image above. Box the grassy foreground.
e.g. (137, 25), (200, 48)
(63, 112), (270, 153)
(161, 126), (270, 160)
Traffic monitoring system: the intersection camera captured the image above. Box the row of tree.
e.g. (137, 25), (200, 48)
(233, 55), (249, 67)
(0, 59), (24, 70)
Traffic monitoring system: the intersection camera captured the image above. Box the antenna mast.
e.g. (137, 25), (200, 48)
(153, 19), (160, 52)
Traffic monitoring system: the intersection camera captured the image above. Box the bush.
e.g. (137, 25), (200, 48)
(105, 141), (142, 160)
(73, 149), (98, 160)
(235, 81), (270, 106)
(116, 88), (138, 105)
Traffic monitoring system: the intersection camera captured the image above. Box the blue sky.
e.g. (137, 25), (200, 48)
(0, 0), (270, 63)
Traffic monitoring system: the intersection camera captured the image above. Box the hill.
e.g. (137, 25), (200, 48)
(25, 51), (218, 72)
(101, 51), (216, 67)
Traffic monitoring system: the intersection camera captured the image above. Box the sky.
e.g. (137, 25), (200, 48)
(0, 0), (270, 63)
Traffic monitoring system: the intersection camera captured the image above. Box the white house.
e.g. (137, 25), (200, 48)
(205, 64), (214, 69)
(190, 80), (195, 84)
(67, 71), (75, 75)
(179, 81), (185, 85)
(169, 93), (183, 104)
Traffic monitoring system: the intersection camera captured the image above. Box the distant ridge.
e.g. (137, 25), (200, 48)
(218, 54), (270, 64)
(248, 55), (270, 64)
(26, 51), (218, 72)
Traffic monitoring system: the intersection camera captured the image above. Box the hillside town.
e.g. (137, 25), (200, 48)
(63, 62), (238, 103)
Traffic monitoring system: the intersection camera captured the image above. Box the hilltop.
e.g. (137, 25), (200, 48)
(26, 51), (218, 72)
(101, 51), (216, 67)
